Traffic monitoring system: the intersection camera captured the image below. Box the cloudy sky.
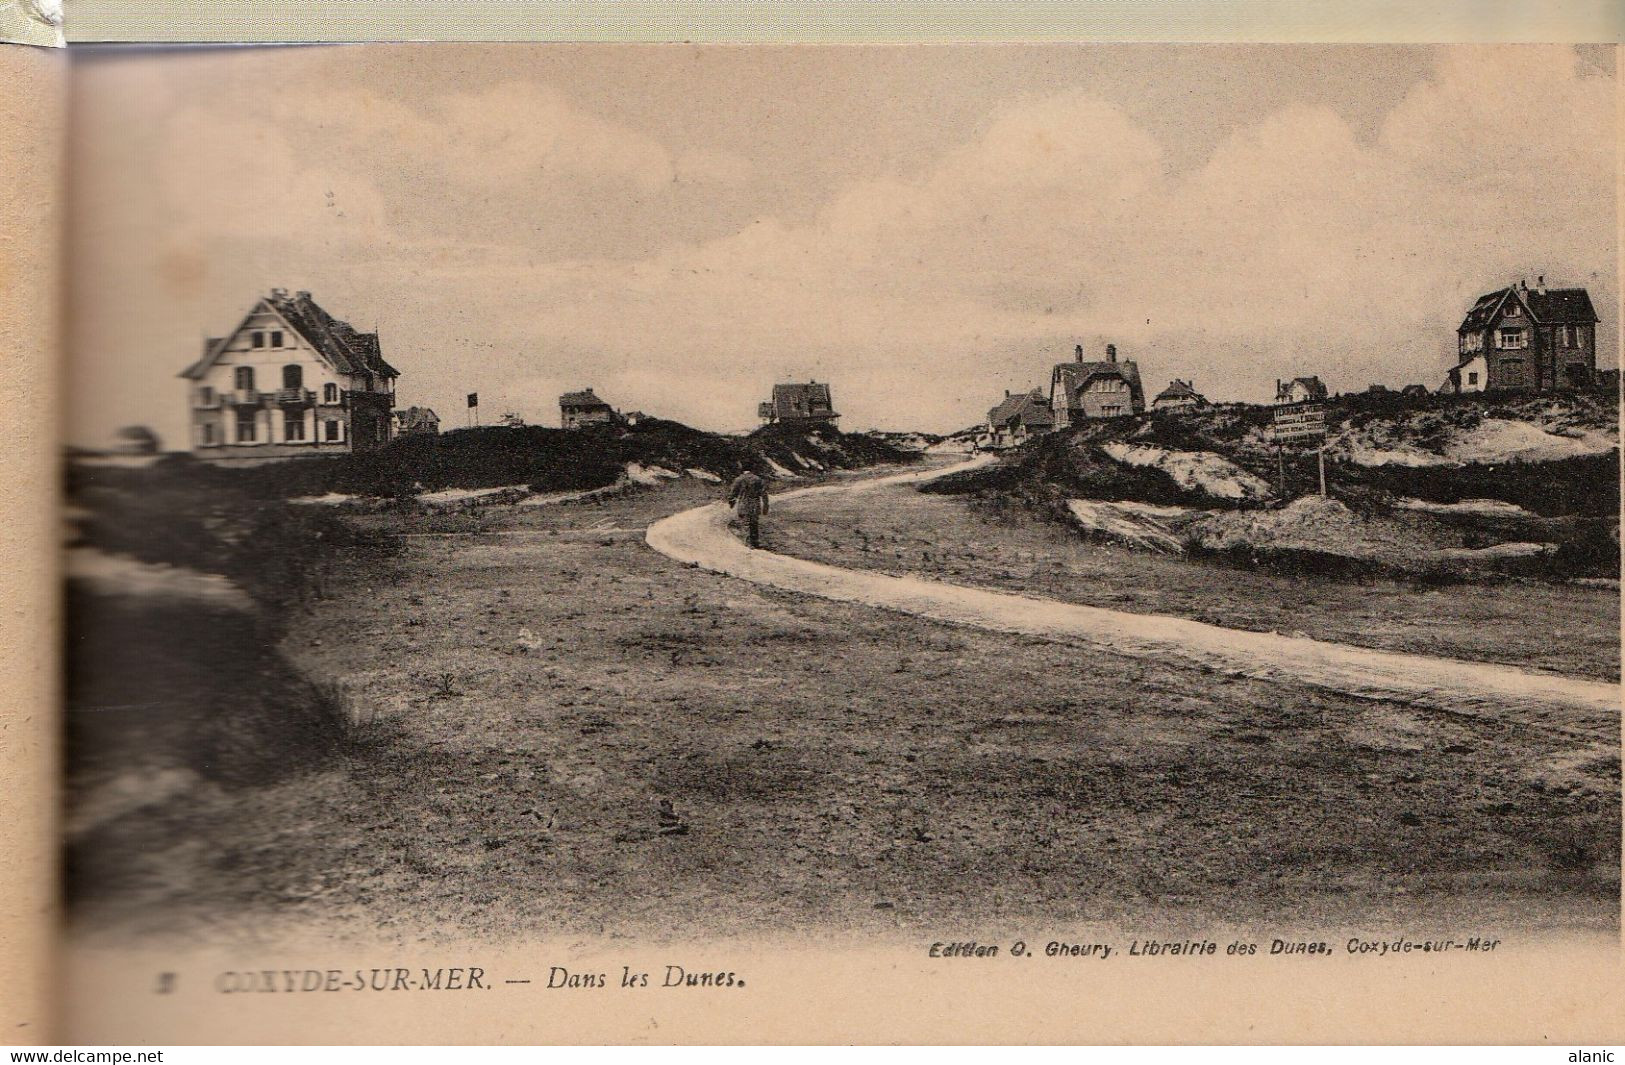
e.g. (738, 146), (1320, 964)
(66, 44), (1616, 444)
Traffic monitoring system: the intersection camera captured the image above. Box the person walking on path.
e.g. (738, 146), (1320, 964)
(726, 469), (770, 548)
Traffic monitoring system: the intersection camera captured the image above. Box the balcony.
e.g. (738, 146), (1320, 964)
(193, 392), (222, 410)
(228, 388), (260, 406)
(275, 387), (314, 407)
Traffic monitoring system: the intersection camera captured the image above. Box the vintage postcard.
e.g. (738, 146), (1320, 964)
(10, 30), (1623, 1045)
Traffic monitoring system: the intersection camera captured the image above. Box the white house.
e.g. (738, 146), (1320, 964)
(1445, 352), (1488, 394)
(1275, 376), (1329, 405)
(179, 289), (399, 460)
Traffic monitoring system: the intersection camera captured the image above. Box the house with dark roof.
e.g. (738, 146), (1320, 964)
(394, 406), (440, 436)
(179, 289), (399, 460)
(559, 388), (622, 429)
(1049, 344), (1145, 427)
(1151, 378), (1207, 414)
(1447, 277), (1600, 393)
(1275, 376), (1328, 404)
(984, 387), (1054, 448)
(758, 381), (839, 424)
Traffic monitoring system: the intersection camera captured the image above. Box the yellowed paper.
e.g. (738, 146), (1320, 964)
(46, 38), (1622, 1047)
(0, 43), (65, 1047)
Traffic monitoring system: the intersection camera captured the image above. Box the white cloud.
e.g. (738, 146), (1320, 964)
(73, 46), (1618, 443)
(479, 46), (1614, 428)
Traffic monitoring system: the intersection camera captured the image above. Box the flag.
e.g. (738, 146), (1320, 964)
(467, 392), (478, 408)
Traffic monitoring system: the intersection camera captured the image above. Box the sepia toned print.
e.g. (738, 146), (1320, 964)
(55, 43), (1619, 1039)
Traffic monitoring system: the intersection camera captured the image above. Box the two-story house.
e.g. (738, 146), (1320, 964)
(179, 289), (398, 460)
(1448, 277), (1599, 393)
(1049, 344), (1145, 428)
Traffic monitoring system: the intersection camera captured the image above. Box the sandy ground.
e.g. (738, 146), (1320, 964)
(70, 468), (1620, 945)
(767, 476), (1620, 683)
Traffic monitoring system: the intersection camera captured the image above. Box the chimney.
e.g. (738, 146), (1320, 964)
(1537, 274), (1547, 295)
(1106, 343), (1117, 363)
(269, 287), (288, 299)
(295, 290), (311, 301)
(1074, 344), (1084, 362)
(1519, 278), (1528, 293)
(1004, 389), (1010, 398)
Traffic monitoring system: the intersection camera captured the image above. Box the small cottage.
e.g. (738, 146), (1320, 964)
(984, 388), (1054, 448)
(394, 406), (440, 436)
(1151, 379), (1207, 414)
(759, 381), (839, 424)
(1275, 376), (1328, 404)
(559, 388), (621, 429)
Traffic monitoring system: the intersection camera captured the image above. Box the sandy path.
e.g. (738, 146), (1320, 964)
(646, 457), (1621, 731)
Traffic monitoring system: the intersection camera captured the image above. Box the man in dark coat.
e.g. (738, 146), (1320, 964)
(726, 470), (770, 548)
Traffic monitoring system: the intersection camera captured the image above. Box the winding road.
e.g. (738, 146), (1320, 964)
(645, 456), (1621, 732)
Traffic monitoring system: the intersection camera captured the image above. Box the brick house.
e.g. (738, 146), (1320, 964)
(559, 388), (621, 429)
(759, 381), (839, 424)
(984, 388), (1054, 447)
(179, 289), (398, 460)
(1448, 277), (1599, 393)
(1049, 344), (1145, 427)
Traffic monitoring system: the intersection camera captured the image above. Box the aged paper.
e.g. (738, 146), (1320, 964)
(49, 39), (1622, 1045)
(0, 0), (1607, 1046)
(0, 43), (65, 1046)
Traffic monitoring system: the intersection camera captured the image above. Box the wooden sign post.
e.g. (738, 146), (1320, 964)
(1272, 401), (1328, 497)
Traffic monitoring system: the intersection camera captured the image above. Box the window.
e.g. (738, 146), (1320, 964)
(198, 386), (214, 406)
(236, 411), (256, 442)
(284, 413), (306, 441)
(201, 423), (216, 445)
(251, 331), (266, 348)
(1467, 372), (1479, 385)
(270, 330), (284, 348)
(323, 383), (339, 403)
(324, 419), (342, 442)
(1562, 325), (1577, 347)
(282, 364), (303, 389)
(1496, 328), (1526, 349)
(1504, 302), (1519, 317)
(234, 366), (254, 391)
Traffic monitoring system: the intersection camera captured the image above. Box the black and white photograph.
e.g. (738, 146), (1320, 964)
(44, 38), (1621, 1043)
